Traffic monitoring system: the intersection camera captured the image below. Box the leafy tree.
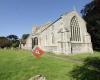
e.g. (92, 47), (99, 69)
(22, 34), (30, 40)
(6, 35), (19, 48)
(21, 34), (30, 45)
(0, 37), (11, 48)
(7, 35), (18, 41)
(11, 40), (20, 48)
(81, 0), (100, 50)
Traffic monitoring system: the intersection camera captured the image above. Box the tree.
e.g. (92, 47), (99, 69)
(0, 37), (11, 48)
(81, 0), (100, 50)
(21, 34), (30, 45)
(6, 35), (19, 48)
(22, 34), (30, 40)
(7, 35), (18, 41)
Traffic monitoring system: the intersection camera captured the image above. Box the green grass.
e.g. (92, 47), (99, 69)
(0, 49), (100, 80)
(68, 51), (100, 60)
(47, 51), (100, 61)
(0, 49), (77, 80)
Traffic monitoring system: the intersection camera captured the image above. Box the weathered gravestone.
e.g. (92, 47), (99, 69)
(29, 75), (46, 80)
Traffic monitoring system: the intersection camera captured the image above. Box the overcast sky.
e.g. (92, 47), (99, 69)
(0, 0), (91, 38)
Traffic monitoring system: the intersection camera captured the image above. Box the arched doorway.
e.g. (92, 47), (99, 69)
(32, 37), (38, 49)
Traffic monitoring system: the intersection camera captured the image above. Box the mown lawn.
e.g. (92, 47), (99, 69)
(0, 49), (100, 80)
(0, 49), (77, 80)
(47, 51), (100, 61)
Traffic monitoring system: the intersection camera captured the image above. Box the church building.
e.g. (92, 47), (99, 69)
(21, 11), (93, 54)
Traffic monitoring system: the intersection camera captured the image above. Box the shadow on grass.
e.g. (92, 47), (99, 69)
(70, 57), (100, 80)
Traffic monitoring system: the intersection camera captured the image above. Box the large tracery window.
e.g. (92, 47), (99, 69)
(70, 16), (81, 42)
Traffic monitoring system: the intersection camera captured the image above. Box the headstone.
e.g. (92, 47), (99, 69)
(29, 75), (46, 80)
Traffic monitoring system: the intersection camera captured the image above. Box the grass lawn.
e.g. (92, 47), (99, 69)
(0, 49), (100, 80)
(47, 51), (100, 61)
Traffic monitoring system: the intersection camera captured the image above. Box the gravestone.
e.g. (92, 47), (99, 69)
(29, 75), (46, 80)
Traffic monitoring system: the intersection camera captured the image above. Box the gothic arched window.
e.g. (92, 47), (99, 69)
(70, 16), (81, 41)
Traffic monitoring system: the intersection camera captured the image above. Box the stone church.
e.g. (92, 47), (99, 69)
(21, 11), (93, 54)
